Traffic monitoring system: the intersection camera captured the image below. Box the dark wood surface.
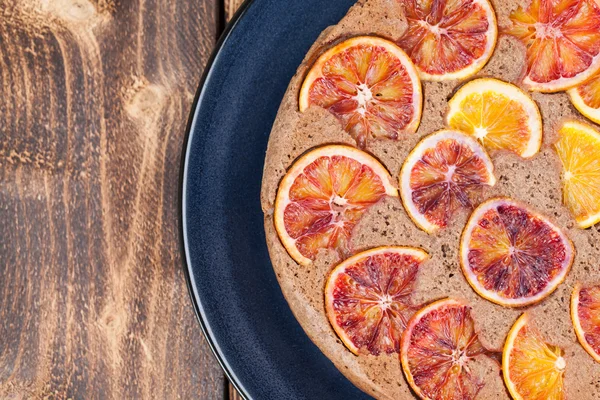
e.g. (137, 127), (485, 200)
(0, 0), (248, 398)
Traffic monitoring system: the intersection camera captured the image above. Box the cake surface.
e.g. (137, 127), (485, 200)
(260, 0), (600, 398)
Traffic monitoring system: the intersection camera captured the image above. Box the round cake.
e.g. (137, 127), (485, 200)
(260, 0), (600, 398)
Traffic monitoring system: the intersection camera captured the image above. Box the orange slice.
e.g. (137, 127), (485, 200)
(447, 78), (543, 158)
(274, 145), (397, 266)
(554, 120), (600, 228)
(401, 298), (491, 400)
(503, 313), (566, 400)
(397, 0), (498, 81)
(460, 198), (574, 307)
(399, 130), (496, 233)
(324, 246), (429, 355)
(568, 72), (600, 124)
(504, 0), (600, 92)
(299, 36), (422, 148)
(571, 283), (600, 362)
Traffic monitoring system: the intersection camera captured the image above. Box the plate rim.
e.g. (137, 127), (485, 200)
(179, 1), (255, 399)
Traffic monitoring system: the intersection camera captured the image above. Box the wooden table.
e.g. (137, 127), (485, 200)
(0, 0), (245, 398)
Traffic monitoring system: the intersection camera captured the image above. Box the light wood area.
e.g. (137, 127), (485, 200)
(0, 0), (226, 398)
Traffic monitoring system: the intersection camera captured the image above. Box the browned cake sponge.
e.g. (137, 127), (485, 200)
(260, 0), (600, 398)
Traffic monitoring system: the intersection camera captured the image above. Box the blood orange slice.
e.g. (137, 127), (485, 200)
(401, 298), (492, 400)
(298, 36), (422, 148)
(447, 78), (543, 158)
(503, 313), (566, 400)
(568, 72), (600, 124)
(504, 0), (600, 92)
(554, 121), (600, 228)
(571, 283), (600, 362)
(397, 0), (498, 81)
(324, 246), (429, 355)
(274, 145), (397, 266)
(460, 198), (574, 307)
(399, 130), (496, 233)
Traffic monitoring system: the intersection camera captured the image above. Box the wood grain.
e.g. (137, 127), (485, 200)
(225, 0), (245, 22)
(0, 0), (226, 398)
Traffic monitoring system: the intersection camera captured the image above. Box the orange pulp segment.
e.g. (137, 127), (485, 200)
(447, 78), (542, 158)
(299, 36), (422, 148)
(460, 198), (574, 307)
(401, 298), (491, 400)
(325, 246), (429, 355)
(554, 120), (600, 228)
(397, 0), (498, 81)
(274, 145), (397, 266)
(504, 0), (600, 92)
(503, 313), (566, 400)
(568, 71), (600, 124)
(400, 130), (496, 233)
(571, 283), (600, 362)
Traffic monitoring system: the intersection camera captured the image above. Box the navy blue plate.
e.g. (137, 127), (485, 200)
(181, 0), (373, 399)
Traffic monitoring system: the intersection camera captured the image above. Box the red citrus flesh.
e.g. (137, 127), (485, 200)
(461, 199), (574, 307)
(572, 284), (600, 362)
(275, 146), (397, 266)
(504, 0), (600, 92)
(400, 130), (496, 233)
(325, 247), (428, 355)
(401, 299), (490, 400)
(299, 37), (422, 148)
(397, 0), (497, 81)
(576, 73), (600, 109)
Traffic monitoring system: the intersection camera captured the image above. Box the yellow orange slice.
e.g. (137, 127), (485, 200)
(274, 145), (397, 266)
(460, 198), (574, 307)
(324, 246), (429, 355)
(503, 314), (566, 400)
(299, 36), (422, 148)
(447, 78), (543, 158)
(504, 0), (600, 92)
(554, 120), (600, 228)
(571, 283), (600, 362)
(401, 298), (492, 400)
(397, 0), (498, 81)
(568, 72), (600, 124)
(400, 130), (496, 233)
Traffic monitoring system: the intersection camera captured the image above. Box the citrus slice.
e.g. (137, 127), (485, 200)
(400, 298), (491, 400)
(554, 120), (600, 228)
(460, 198), (574, 307)
(325, 246), (429, 355)
(571, 283), (600, 362)
(399, 130), (496, 233)
(503, 313), (566, 400)
(504, 0), (600, 92)
(298, 36), (422, 148)
(274, 145), (398, 266)
(396, 0), (498, 81)
(447, 78), (543, 158)
(568, 72), (600, 124)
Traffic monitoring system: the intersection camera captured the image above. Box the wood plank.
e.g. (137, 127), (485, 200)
(225, 0), (246, 21)
(0, 0), (225, 398)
